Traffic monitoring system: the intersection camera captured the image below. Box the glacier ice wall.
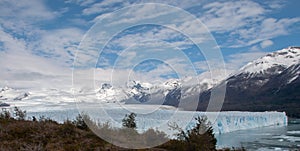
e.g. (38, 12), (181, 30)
(208, 111), (288, 134)
(130, 111), (288, 135)
(25, 105), (288, 136)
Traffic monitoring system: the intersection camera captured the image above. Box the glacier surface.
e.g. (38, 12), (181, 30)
(132, 110), (288, 135)
(20, 104), (288, 136)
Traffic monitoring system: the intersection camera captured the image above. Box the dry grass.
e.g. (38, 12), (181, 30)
(0, 118), (107, 150)
(0, 116), (169, 151)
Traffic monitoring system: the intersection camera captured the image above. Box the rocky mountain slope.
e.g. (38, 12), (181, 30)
(197, 47), (300, 117)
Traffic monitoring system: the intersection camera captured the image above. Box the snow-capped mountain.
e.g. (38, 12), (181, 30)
(94, 73), (227, 106)
(95, 81), (153, 103)
(198, 47), (300, 117)
(225, 47), (300, 90)
(0, 86), (30, 102)
(160, 79), (182, 106)
(237, 46), (300, 77)
(126, 80), (152, 103)
(96, 83), (128, 103)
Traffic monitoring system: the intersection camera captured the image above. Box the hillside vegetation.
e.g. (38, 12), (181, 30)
(0, 107), (245, 151)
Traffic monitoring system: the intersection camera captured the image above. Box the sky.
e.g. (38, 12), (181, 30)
(0, 0), (299, 90)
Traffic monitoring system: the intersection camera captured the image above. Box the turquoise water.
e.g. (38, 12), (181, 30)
(216, 119), (300, 150)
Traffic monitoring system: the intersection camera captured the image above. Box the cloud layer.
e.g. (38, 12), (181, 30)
(0, 0), (299, 89)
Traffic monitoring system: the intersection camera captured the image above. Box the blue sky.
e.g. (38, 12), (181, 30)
(0, 0), (299, 88)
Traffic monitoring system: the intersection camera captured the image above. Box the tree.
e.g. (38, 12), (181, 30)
(72, 113), (88, 130)
(14, 106), (26, 120)
(0, 110), (11, 120)
(168, 116), (217, 151)
(122, 113), (137, 129)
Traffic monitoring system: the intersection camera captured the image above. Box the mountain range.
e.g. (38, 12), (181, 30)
(1, 47), (299, 117)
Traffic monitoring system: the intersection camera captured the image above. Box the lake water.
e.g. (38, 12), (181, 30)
(216, 119), (300, 150)
(13, 104), (300, 150)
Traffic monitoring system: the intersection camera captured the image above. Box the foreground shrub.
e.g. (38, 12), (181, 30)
(122, 112), (137, 129)
(0, 110), (11, 120)
(161, 116), (217, 151)
(13, 107), (26, 120)
(72, 113), (89, 130)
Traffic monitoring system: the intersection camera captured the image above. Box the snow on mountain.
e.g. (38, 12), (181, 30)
(162, 79), (181, 90)
(0, 69), (228, 108)
(286, 63), (300, 84)
(95, 81), (156, 103)
(0, 86), (11, 93)
(93, 70), (228, 105)
(174, 69), (230, 101)
(160, 79), (182, 106)
(96, 83), (128, 103)
(13, 92), (30, 101)
(237, 47), (300, 77)
(221, 47), (300, 89)
(0, 86), (29, 101)
(126, 80), (152, 103)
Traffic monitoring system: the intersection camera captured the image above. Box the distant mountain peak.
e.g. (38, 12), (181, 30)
(0, 86), (12, 93)
(101, 83), (112, 89)
(163, 79), (181, 90)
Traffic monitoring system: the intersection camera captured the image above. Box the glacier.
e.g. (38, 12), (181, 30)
(21, 104), (288, 136)
(133, 110), (288, 135)
(207, 111), (288, 134)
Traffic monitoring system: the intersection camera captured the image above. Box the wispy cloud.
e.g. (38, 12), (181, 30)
(233, 18), (300, 47)
(87, 0), (300, 49)
(0, 0), (56, 35)
(31, 28), (84, 64)
(0, 0), (56, 20)
(193, 46), (271, 73)
(200, 1), (300, 48)
(82, 0), (206, 16)
(82, 0), (126, 15)
(260, 40), (274, 48)
(0, 1), (82, 90)
(65, 0), (97, 6)
(0, 28), (71, 90)
(201, 1), (265, 33)
(225, 51), (267, 71)
(106, 26), (193, 50)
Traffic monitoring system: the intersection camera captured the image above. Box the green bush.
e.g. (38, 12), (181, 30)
(122, 112), (137, 129)
(72, 113), (89, 130)
(0, 110), (11, 120)
(13, 107), (26, 120)
(162, 116), (217, 151)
